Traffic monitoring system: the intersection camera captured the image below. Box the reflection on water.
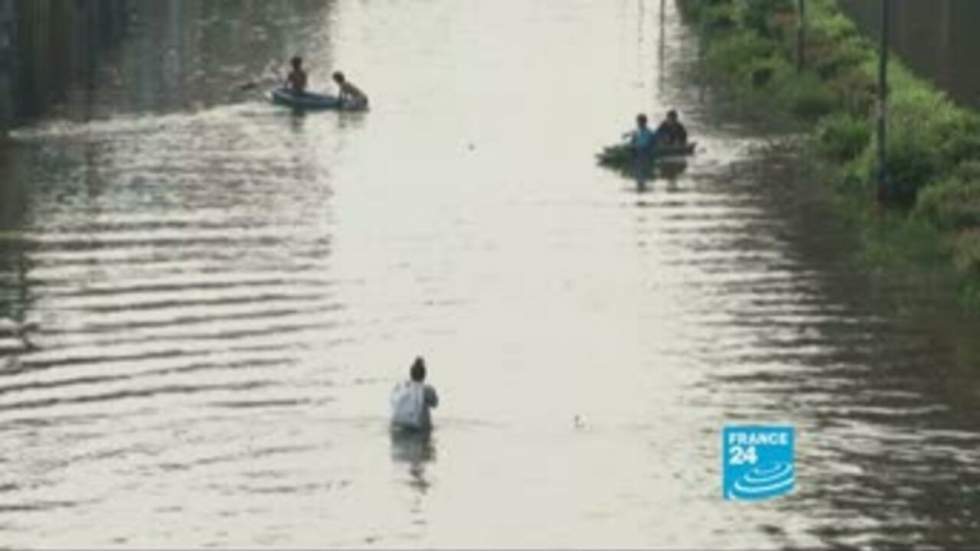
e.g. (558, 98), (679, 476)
(2, 0), (980, 548)
(632, 158), (688, 193)
(0, 1), (128, 126)
(390, 429), (436, 495)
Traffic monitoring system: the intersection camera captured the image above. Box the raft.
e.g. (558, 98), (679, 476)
(597, 141), (697, 168)
(269, 88), (365, 111)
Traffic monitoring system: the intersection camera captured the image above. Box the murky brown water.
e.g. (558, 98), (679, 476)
(2, 0), (980, 548)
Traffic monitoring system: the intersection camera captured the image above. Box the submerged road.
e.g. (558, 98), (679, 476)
(2, 0), (980, 547)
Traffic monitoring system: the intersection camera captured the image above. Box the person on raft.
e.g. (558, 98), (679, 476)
(285, 56), (308, 94)
(655, 109), (688, 146)
(332, 71), (369, 109)
(628, 113), (658, 155)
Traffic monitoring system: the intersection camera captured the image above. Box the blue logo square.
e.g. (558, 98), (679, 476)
(723, 425), (795, 501)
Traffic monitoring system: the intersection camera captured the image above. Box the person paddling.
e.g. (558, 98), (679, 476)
(627, 113), (658, 156)
(332, 71), (369, 109)
(390, 357), (439, 431)
(285, 56), (308, 94)
(656, 109), (688, 146)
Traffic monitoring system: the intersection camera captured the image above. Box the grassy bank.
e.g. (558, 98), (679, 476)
(677, 0), (980, 308)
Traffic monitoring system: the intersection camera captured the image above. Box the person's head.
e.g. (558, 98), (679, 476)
(636, 113), (648, 128)
(410, 356), (426, 382)
(332, 71), (346, 84)
(667, 109), (678, 122)
(291, 56), (303, 69)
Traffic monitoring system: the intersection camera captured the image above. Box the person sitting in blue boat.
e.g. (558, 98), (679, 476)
(390, 356), (439, 431)
(332, 71), (369, 109)
(627, 113), (658, 156)
(655, 109), (688, 146)
(285, 56), (308, 94)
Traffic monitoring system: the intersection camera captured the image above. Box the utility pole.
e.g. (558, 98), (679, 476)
(876, 0), (890, 204)
(797, 0), (806, 72)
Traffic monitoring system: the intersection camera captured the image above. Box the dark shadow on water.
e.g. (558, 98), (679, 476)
(631, 156), (653, 192)
(390, 427), (436, 495)
(0, 145), (40, 355)
(660, 159), (688, 182)
(631, 158), (687, 193)
(288, 109), (307, 133)
(337, 110), (368, 131)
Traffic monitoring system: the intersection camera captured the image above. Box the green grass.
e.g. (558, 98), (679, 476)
(815, 113), (871, 162)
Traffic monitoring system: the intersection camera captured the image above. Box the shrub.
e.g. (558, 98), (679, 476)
(740, 0), (795, 38)
(838, 159), (869, 194)
(675, 0), (703, 21)
(783, 73), (837, 119)
(704, 32), (776, 76)
(702, 3), (739, 32)
(930, 112), (980, 169)
(954, 161), (980, 181)
(914, 176), (980, 230)
(739, 54), (792, 89)
(879, 124), (943, 208)
(953, 230), (980, 277)
(827, 68), (876, 116)
(812, 38), (871, 80)
(883, 77), (980, 195)
(816, 113), (871, 161)
(817, 11), (862, 42)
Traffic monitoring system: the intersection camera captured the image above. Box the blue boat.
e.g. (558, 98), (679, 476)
(269, 88), (365, 111)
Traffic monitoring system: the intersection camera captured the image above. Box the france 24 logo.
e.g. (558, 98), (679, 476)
(723, 425), (795, 501)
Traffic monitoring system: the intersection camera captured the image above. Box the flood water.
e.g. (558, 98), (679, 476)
(3, 0), (980, 548)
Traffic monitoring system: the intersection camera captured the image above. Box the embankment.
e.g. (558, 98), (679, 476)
(677, 0), (980, 308)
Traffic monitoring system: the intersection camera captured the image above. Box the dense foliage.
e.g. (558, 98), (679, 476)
(678, 0), (980, 305)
